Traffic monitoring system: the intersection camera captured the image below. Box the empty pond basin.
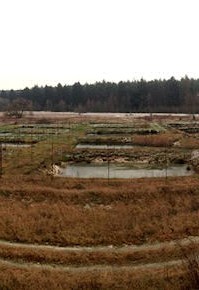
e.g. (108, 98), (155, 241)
(58, 164), (193, 179)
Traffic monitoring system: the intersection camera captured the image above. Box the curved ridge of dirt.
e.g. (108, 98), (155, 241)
(0, 257), (182, 272)
(0, 236), (196, 276)
(0, 235), (198, 253)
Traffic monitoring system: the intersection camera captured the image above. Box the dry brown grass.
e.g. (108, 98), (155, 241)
(133, 133), (180, 147)
(0, 176), (198, 246)
(181, 250), (199, 289)
(0, 259), (186, 290)
(179, 136), (199, 149)
(79, 132), (180, 147)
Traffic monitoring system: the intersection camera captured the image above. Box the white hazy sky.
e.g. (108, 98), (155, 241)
(0, 0), (199, 89)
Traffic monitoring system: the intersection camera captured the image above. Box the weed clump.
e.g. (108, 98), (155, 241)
(181, 248), (199, 290)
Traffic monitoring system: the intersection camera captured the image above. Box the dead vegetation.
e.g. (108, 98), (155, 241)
(0, 176), (198, 246)
(0, 259), (185, 290)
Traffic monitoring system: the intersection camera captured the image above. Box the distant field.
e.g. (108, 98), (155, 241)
(1, 111), (198, 119)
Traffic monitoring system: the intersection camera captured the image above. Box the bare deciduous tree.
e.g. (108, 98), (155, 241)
(5, 98), (32, 118)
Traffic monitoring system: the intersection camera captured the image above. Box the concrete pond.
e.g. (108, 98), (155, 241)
(57, 163), (194, 179)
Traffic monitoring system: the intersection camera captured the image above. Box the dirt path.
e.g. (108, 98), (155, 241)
(0, 236), (197, 274)
(0, 257), (182, 273)
(0, 235), (198, 253)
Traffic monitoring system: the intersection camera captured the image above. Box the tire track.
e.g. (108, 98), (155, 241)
(0, 236), (197, 273)
(0, 235), (198, 253)
(0, 257), (182, 273)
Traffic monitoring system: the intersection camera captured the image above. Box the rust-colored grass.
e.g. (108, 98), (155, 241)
(0, 176), (198, 246)
(133, 133), (180, 147)
(0, 258), (186, 290)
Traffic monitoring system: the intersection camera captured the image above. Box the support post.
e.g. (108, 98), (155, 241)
(0, 143), (3, 178)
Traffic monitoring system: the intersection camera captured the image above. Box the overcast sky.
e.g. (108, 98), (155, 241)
(0, 0), (199, 89)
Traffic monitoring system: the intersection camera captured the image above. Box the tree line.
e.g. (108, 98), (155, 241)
(0, 76), (199, 114)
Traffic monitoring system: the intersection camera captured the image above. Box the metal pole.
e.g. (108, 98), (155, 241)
(52, 135), (54, 165)
(31, 127), (33, 162)
(165, 148), (168, 181)
(107, 145), (110, 184)
(51, 134), (54, 180)
(0, 143), (2, 178)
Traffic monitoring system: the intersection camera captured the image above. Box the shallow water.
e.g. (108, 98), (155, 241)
(1, 143), (31, 148)
(0, 133), (12, 136)
(58, 163), (193, 179)
(76, 144), (134, 149)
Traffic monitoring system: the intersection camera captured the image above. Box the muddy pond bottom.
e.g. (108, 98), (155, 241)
(58, 164), (193, 179)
